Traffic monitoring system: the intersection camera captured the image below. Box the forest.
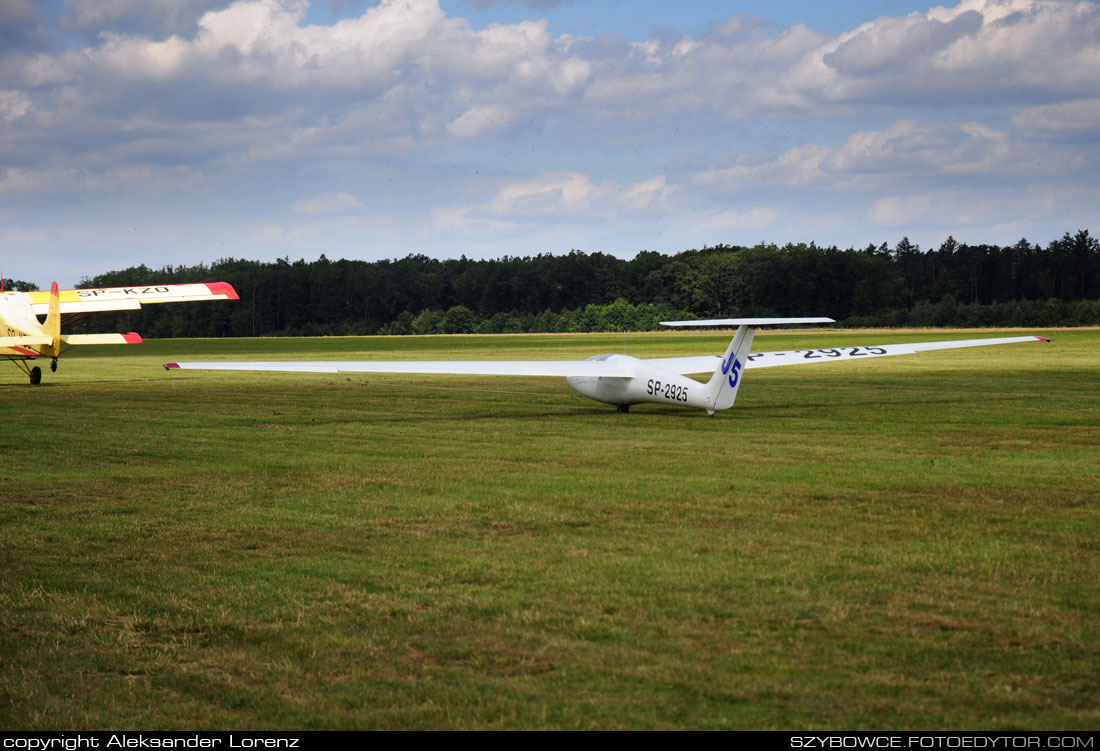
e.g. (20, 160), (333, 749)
(34, 230), (1100, 336)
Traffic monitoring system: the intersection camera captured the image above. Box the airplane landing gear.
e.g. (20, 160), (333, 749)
(617, 404), (630, 413)
(29, 366), (42, 385)
(51, 358), (58, 372)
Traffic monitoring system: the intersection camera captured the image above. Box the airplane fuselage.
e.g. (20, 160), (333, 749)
(1, 291), (56, 357)
(2, 292), (42, 337)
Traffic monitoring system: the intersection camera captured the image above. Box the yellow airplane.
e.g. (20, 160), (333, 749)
(1, 279), (238, 384)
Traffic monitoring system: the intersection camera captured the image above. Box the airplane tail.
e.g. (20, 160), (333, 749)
(38, 281), (144, 355)
(703, 325), (755, 415)
(42, 281), (62, 358)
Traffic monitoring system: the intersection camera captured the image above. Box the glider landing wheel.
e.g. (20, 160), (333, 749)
(50, 358), (58, 372)
(617, 404), (630, 413)
(29, 366), (42, 385)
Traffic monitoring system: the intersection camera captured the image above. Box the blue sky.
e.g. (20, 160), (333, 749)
(2, 0), (1098, 288)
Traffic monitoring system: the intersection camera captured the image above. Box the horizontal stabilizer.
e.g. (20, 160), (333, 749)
(1, 334), (51, 357)
(0, 335), (52, 347)
(661, 317), (835, 327)
(61, 332), (143, 345)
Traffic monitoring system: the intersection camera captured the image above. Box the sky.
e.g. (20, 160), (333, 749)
(2, 0), (1098, 288)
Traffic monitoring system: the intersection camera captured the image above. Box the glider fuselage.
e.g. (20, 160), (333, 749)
(566, 354), (718, 411)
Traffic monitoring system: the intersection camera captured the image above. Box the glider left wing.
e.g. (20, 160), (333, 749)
(165, 359), (628, 377)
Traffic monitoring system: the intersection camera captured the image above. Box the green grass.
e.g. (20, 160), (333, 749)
(1, 328), (1098, 729)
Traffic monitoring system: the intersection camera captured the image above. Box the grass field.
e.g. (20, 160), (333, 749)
(1, 328), (1098, 730)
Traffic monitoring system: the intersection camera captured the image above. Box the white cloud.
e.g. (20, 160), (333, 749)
(581, 0), (1100, 122)
(446, 104), (516, 139)
(812, 0), (1100, 104)
(695, 206), (783, 233)
(1012, 99), (1100, 140)
(426, 171), (681, 242)
(489, 171), (597, 215)
(0, 89), (31, 120)
(863, 183), (1100, 241)
(0, 164), (206, 198)
(696, 118), (1087, 193)
(291, 191), (362, 215)
(867, 186), (1057, 229)
(251, 221), (317, 244)
(8, 0), (1100, 171)
(618, 176), (677, 213)
(4, 0), (594, 173)
(60, 0), (233, 39)
(696, 144), (832, 189)
(429, 205), (518, 235)
(486, 171), (677, 217)
(823, 10), (985, 77)
(72, 0), (590, 98)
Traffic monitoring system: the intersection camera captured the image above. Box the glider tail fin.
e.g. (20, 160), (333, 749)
(703, 324), (756, 415)
(660, 317), (834, 416)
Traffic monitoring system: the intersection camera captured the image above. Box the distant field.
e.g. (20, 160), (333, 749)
(1, 328), (1098, 729)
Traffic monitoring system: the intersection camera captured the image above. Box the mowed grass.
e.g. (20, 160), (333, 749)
(1, 328), (1097, 730)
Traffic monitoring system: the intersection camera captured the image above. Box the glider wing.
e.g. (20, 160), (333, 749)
(164, 359), (628, 377)
(743, 335), (1050, 368)
(647, 335), (1050, 374)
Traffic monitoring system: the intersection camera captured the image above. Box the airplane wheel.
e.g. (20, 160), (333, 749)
(29, 366), (42, 385)
(50, 359), (58, 372)
(617, 404), (630, 413)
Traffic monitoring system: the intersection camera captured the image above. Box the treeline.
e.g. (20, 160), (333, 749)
(2, 279), (39, 292)
(71, 230), (1100, 336)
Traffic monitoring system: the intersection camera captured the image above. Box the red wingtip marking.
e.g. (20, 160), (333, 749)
(164, 362), (180, 370)
(1037, 336), (1051, 342)
(123, 332), (143, 344)
(206, 281), (240, 300)
(51, 281), (59, 294)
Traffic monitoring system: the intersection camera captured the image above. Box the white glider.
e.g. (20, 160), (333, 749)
(165, 318), (1050, 415)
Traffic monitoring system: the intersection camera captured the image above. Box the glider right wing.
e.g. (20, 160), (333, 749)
(646, 335), (1050, 375)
